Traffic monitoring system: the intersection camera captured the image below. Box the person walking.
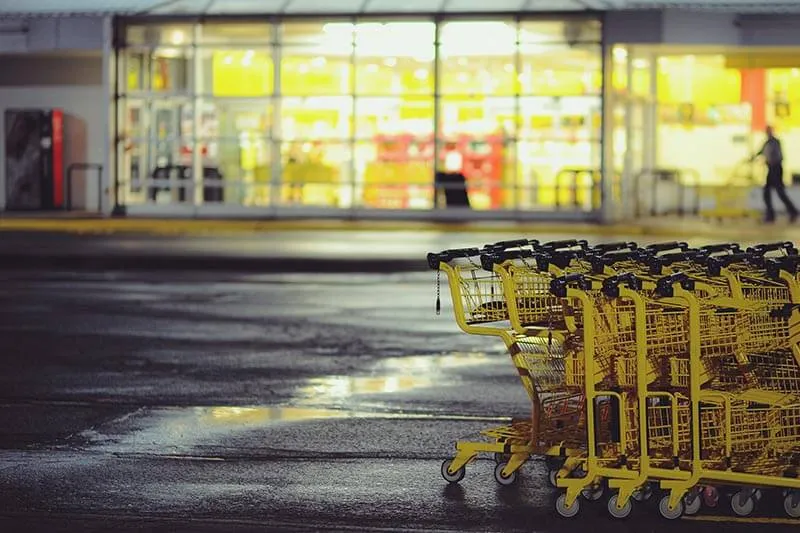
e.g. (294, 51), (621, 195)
(752, 125), (798, 223)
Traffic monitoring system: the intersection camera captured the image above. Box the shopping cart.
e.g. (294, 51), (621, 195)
(429, 238), (800, 520)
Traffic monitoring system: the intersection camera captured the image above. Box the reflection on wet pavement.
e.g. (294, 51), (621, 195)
(77, 351), (499, 456)
(295, 351), (494, 405)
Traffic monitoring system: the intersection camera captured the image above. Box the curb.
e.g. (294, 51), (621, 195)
(0, 217), (794, 242)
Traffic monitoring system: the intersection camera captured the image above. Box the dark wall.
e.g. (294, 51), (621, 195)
(0, 54), (102, 87)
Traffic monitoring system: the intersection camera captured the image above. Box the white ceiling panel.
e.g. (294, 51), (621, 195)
(282, 0), (368, 13)
(1, 0), (799, 15)
(442, 0), (527, 11)
(205, 0), (288, 14)
(362, 0), (447, 12)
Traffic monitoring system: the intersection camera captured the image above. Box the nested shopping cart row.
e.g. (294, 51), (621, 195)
(428, 238), (800, 520)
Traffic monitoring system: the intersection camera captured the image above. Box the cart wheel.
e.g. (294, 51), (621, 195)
(684, 493), (702, 516)
(632, 484), (653, 502)
(658, 495), (684, 520)
(440, 459), (465, 484)
(494, 452), (511, 464)
(545, 456), (564, 471)
(702, 486), (720, 508)
(784, 492), (800, 518)
(581, 484), (604, 501)
(555, 493), (580, 518)
(607, 494), (632, 519)
(494, 462), (518, 486)
(548, 469), (560, 488)
(730, 490), (756, 517)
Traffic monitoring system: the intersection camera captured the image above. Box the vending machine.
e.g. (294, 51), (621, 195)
(4, 108), (64, 210)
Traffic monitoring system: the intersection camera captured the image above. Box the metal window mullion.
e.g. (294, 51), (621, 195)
(270, 23), (282, 214)
(432, 17), (442, 210)
(599, 16), (613, 223)
(514, 16), (521, 213)
(192, 23), (203, 208)
(350, 17), (357, 214)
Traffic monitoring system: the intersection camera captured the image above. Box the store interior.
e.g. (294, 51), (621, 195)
(117, 20), (800, 213)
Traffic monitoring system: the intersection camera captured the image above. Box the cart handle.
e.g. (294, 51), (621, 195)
(705, 253), (754, 276)
(550, 274), (592, 298)
(541, 239), (589, 252)
(482, 239), (538, 252)
(647, 249), (707, 274)
(479, 249), (536, 271)
(766, 255), (800, 279)
(602, 273), (642, 297)
(746, 242), (797, 257)
(591, 241), (638, 254)
(646, 241), (689, 253)
(700, 243), (741, 254)
(590, 250), (645, 274)
(426, 247), (481, 270)
(539, 250), (586, 270)
(655, 272), (695, 297)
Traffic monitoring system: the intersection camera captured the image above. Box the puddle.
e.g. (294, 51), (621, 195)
(78, 351), (499, 454)
(295, 351), (495, 402)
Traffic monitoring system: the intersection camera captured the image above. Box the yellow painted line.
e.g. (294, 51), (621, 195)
(684, 515), (799, 525)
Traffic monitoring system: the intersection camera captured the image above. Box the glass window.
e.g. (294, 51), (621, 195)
(281, 47), (352, 95)
(281, 21), (353, 48)
(434, 136), (513, 211)
(204, 138), (272, 206)
(280, 96), (353, 141)
(355, 96), (433, 139)
(354, 21), (434, 96)
(279, 141), (353, 208)
(124, 24), (194, 47)
(439, 21), (517, 95)
(440, 96), (516, 138)
(199, 22), (273, 45)
(200, 100), (272, 141)
(121, 48), (193, 93)
(519, 43), (600, 96)
(519, 19), (601, 45)
(355, 140), (433, 209)
(199, 48), (274, 97)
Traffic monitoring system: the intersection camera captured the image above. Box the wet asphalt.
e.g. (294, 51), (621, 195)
(0, 268), (797, 532)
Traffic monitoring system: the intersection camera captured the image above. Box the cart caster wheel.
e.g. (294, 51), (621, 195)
(581, 484), (604, 501)
(555, 493), (580, 518)
(684, 493), (702, 516)
(702, 486), (720, 508)
(784, 492), (800, 518)
(548, 469), (560, 488)
(731, 490), (756, 517)
(440, 459), (465, 484)
(632, 484), (653, 502)
(607, 494), (632, 519)
(494, 462), (517, 486)
(658, 495), (684, 520)
(494, 452), (511, 464)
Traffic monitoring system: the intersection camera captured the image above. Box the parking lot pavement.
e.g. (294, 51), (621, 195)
(0, 270), (797, 531)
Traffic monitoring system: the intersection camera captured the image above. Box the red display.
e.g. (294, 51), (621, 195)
(51, 109), (64, 208)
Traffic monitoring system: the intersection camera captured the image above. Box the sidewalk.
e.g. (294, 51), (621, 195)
(0, 215), (797, 273)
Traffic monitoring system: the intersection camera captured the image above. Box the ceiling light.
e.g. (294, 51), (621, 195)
(170, 30), (185, 45)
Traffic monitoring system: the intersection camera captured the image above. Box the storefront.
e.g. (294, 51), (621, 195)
(114, 15), (607, 219)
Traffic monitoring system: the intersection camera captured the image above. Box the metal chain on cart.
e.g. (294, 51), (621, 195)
(435, 267), (441, 315)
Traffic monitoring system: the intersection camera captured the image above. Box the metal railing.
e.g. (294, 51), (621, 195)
(633, 168), (701, 218)
(65, 163), (104, 212)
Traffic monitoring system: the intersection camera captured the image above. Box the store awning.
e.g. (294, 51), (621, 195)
(1, 0), (799, 15)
